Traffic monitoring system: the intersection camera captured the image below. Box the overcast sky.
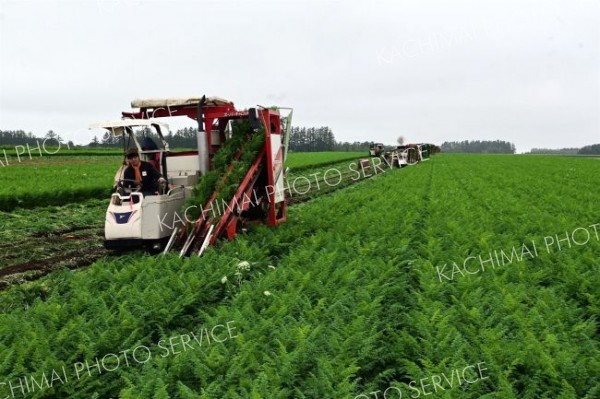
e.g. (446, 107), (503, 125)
(0, 0), (598, 152)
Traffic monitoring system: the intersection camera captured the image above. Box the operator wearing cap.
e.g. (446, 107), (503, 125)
(122, 147), (167, 195)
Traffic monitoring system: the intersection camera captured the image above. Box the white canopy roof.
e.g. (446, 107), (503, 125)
(89, 119), (170, 137)
(130, 96), (232, 109)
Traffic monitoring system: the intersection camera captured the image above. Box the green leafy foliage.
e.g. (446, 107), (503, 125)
(186, 121), (264, 221)
(0, 155), (598, 399)
(0, 155), (119, 211)
(285, 151), (365, 171)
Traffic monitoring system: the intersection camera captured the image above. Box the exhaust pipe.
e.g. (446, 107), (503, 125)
(196, 95), (209, 175)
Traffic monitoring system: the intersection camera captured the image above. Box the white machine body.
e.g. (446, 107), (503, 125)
(91, 119), (203, 249)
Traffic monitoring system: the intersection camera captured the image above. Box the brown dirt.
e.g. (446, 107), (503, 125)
(0, 226), (107, 289)
(0, 247), (107, 278)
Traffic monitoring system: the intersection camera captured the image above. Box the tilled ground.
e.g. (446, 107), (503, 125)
(0, 197), (112, 289)
(0, 225), (110, 289)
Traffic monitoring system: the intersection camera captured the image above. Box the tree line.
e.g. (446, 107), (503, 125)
(94, 127), (198, 149)
(577, 144), (600, 155)
(287, 126), (371, 152)
(5, 128), (598, 155)
(528, 147), (580, 155)
(0, 130), (74, 148)
(440, 140), (516, 154)
(97, 126), (371, 152)
(528, 144), (600, 155)
(0, 127), (398, 153)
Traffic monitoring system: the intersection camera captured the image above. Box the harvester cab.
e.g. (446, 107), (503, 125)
(92, 95), (293, 255)
(90, 119), (192, 251)
(95, 120), (172, 192)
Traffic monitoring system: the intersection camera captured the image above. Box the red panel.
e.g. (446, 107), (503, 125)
(226, 217), (238, 240)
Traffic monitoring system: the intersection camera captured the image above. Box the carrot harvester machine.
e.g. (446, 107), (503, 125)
(91, 96), (293, 256)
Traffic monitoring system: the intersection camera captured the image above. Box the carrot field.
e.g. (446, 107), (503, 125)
(0, 154), (598, 398)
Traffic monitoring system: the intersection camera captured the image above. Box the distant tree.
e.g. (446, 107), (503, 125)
(288, 126), (338, 152)
(397, 136), (405, 146)
(333, 140), (371, 152)
(0, 130), (43, 146)
(45, 130), (58, 141)
(101, 132), (111, 146)
(440, 140), (516, 154)
(100, 132), (121, 147)
(578, 144), (600, 155)
(529, 147), (580, 155)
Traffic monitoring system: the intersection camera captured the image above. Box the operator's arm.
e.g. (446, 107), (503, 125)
(144, 162), (166, 193)
(151, 164), (163, 181)
(154, 166), (167, 188)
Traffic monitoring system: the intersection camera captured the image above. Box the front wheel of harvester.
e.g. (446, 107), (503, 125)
(145, 237), (170, 254)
